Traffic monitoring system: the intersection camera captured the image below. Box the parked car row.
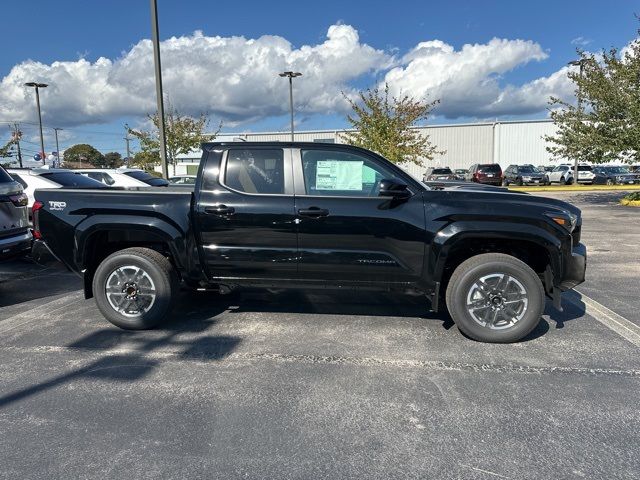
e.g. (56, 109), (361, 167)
(423, 163), (640, 186)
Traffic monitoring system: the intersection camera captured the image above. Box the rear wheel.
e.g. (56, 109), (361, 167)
(517, 177), (523, 186)
(445, 253), (545, 343)
(606, 178), (614, 186)
(502, 178), (509, 186)
(93, 247), (178, 329)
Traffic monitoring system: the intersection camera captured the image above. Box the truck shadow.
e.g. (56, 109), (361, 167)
(0, 303), (241, 409)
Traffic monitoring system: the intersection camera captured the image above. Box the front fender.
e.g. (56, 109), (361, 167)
(428, 220), (565, 283)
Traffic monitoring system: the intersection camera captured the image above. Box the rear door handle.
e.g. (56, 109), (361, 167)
(298, 207), (329, 218)
(204, 205), (235, 215)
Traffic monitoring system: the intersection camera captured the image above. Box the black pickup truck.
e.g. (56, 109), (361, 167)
(32, 143), (586, 343)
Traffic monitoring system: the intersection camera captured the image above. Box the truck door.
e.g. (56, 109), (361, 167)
(194, 146), (298, 281)
(292, 146), (426, 284)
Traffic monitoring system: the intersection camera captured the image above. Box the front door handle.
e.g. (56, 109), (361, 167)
(204, 205), (235, 215)
(298, 207), (329, 218)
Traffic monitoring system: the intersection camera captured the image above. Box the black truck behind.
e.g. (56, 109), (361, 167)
(33, 142), (586, 343)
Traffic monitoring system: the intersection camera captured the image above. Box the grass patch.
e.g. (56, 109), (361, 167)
(620, 191), (640, 206)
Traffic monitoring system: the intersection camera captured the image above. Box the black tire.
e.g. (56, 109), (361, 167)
(517, 177), (523, 186)
(445, 253), (545, 343)
(606, 178), (613, 186)
(502, 178), (509, 186)
(92, 247), (178, 330)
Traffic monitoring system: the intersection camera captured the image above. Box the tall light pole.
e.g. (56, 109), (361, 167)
(24, 82), (48, 165)
(279, 71), (302, 141)
(53, 127), (62, 167)
(568, 59), (586, 185)
(150, 0), (168, 179)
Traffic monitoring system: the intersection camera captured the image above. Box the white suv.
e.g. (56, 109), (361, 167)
(74, 169), (149, 187)
(546, 164), (595, 185)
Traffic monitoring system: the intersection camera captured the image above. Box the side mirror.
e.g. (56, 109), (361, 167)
(379, 179), (411, 200)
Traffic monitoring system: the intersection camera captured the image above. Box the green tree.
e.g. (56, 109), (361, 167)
(103, 151), (124, 168)
(342, 83), (444, 164)
(130, 151), (161, 172)
(127, 106), (221, 175)
(63, 144), (104, 167)
(545, 30), (640, 164)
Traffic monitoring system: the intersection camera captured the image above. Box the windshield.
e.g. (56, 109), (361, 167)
(123, 171), (169, 186)
(519, 165), (540, 173)
(40, 172), (108, 188)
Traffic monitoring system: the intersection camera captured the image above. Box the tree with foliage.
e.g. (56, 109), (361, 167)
(103, 151), (124, 168)
(130, 151), (161, 172)
(63, 144), (104, 167)
(342, 83), (444, 164)
(127, 106), (221, 175)
(545, 31), (640, 164)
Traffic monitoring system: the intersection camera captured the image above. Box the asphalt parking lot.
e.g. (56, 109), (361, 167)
(1, 190), (638, 479)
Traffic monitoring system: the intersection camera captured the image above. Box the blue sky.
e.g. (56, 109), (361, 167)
(0, 0), (637, 158)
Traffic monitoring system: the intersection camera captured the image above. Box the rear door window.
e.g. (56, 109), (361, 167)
(224, 149), (285, 194)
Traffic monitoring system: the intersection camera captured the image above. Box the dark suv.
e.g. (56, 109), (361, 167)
(502, 164), (547, 186)
(0, 165), (30, 261)
(465, 164), (502, 186)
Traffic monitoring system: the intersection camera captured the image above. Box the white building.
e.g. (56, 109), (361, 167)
(166, 119), (560, 177)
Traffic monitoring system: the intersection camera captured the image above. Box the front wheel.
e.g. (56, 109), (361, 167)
(445, 253), (545, 343)
(93, 247), (178, 329)
(606, 178), (614, 186)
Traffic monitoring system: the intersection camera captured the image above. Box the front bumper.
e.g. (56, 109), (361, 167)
(0, 230), (32, 261)
(560, 242), (587, 290)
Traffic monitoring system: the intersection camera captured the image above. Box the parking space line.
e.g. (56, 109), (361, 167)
(570, 290), (640, 347)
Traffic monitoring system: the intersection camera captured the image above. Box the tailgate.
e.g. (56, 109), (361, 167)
(0, 181), (29, 238)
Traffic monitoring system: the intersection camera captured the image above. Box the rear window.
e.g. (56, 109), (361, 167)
(518, 165), (539, 173)
(0, 166), (14, 183)
(40, 172), (107, 188)
(432, 168), (452, 174)
(577, 165), (593, 171)
(478, 164), (501, 173)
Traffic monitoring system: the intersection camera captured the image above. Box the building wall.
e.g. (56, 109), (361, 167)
(166, 119), (560, 176)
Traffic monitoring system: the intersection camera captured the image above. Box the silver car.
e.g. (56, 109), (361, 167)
(0, 166), (31, 261)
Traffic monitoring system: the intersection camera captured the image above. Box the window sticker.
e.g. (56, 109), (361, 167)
(315, 160), (363, 190)
(362, 165), (378, 185)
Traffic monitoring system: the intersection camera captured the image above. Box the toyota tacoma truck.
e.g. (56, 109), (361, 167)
(32, 143), (586, 343)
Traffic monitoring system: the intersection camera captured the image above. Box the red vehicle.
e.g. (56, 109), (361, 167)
(465, 164), (503, 186)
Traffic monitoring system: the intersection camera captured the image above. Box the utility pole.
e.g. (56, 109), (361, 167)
(24, 82), (48, 165)
(279, 71), (302, 141)
(53, 127), (62, 167)
(12, 123), (23, 168)
(150, 0), (168, 179)
(124, 134), (131, 162)
(568, 59), (586, 185)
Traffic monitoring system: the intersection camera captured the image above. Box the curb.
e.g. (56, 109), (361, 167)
(508, 185), (640, 193)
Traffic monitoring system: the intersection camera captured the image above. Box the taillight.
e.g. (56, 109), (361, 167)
(9, 193), (28, 207)
(32, 201), (44, 240)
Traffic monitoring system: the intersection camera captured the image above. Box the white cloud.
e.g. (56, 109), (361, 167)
(571, 36), (592, 46)
(0, 24), (390, 127)
(0, 25), (576, 126)
(382, 37), (574, 118)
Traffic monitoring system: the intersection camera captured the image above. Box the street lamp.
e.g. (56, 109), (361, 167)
(279, 71), (302, 141)
(24, 82), (48, 165)
(567, 59), (587, 185)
